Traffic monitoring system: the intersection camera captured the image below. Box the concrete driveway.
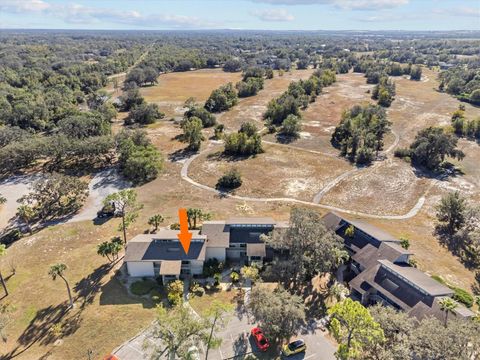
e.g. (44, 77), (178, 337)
(0, 168), (129, 231)
(113, 310), (336, 360)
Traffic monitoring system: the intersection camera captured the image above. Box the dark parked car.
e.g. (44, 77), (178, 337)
(97, 202), (116, 218)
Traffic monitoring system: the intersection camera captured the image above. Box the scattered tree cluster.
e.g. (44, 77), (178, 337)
(439, 65), (480, 105)
(371, 77), (396, 107)
(263, 68), (335, 138)
(436, 191), (480, 268)
(183, 98), (216, 128)
(204, 83), (238, 113)
(116, 129), (164, 184)
(235, 67), (267, 97)
(395, 126), (465, 171)
(224, 122), (263, 156)
(331, 104), (391, 164)
(450, 106), (480, 140)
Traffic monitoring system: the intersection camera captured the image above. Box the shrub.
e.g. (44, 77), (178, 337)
(400, 237), (410, 250)
(213, 273), (222, 286)
(230, 271), (240, 283)
(189, 282), (205, 297)
(431, 274), (447, 285)
(213, 124), (224, 139)
(167, 280), (184, 305)
(150, 289), (163, 304)
(168, 292), (182, 306)
(394, 148), (412, 158)
(170, 222), (180, 230)
(216, 168), (242, 190)
(0, 229), (22, 245)
(130, 279), (157, 296)
(203, 258), (224, 277)
(452, 287), (474, 308)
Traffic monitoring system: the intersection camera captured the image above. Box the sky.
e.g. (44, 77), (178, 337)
(0, 0), (479, 31)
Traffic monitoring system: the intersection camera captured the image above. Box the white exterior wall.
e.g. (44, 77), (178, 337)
(206, 247), (226, 261)
(127, 261), (154, 277)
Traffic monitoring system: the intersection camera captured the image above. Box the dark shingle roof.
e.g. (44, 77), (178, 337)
(378, 260), (453, 297)
(352, 242), (412, 269)
(226, 217), (275, 225)
(408, 297), (475, 322)
(125, 231), (206, 262)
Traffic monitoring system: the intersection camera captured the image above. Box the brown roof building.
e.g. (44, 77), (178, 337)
(322, 212), (475, 322)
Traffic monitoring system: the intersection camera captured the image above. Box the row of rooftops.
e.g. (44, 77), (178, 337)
(124, 212), (474, 320)
(125, 217), (281, 262)
(323, 212), (474, 320)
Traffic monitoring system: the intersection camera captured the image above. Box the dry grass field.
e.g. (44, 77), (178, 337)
(218, 69), (314, 130)
(3, 66), (479, 359)
(188, 143), (352, 201)
(282, 72), (376, 153)
(139, 69), (242, 118)
(320, 68), (480, 214)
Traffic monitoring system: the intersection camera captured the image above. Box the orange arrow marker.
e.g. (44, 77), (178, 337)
(177, 208), (192, 255)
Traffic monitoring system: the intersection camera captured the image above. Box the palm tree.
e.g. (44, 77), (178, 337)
(0, 194), (6, 205)
(148, 214), (164, 232)
(439, 297), (458, 327)
(0, 245), (8, 297)
(49, 263), (74, 309)
(97, 242), (113, 262)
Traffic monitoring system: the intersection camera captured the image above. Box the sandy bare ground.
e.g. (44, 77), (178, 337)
(0, 168), (129, 231)
(180, 140), (426, 220)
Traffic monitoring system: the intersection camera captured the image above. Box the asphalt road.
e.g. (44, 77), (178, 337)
(114, 312), (336, 360)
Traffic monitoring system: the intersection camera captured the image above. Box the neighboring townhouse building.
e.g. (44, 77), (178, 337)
(201, 217), (277, 264)
(124, 230), (206, 282)
(322, 212), (475, 322)
(124, 217), (282, 280)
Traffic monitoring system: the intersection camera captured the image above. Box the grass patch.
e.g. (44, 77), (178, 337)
(189, 290), (236, 316)
(130, 279), (158, 296)
(20, 305), (37, 327)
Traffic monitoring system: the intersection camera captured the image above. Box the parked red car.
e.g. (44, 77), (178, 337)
(250, 327), (270, 352)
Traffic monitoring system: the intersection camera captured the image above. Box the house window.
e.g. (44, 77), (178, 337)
(181, 261), (190, 265)
(240, 244), (246, 248)
(250, 256), (262, 261)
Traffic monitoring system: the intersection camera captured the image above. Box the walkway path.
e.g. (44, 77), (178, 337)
(180, 135), (429, 220)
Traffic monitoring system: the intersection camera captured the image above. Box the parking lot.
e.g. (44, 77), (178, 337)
(114, 310), (336, 360)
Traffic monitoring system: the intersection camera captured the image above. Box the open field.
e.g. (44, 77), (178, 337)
(270, 72), (376, 153)
(3, 66), (479, 359)
(188, 143), (353, 201)
(139, 69), (242, 118)
(218, 69), (314, 130)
